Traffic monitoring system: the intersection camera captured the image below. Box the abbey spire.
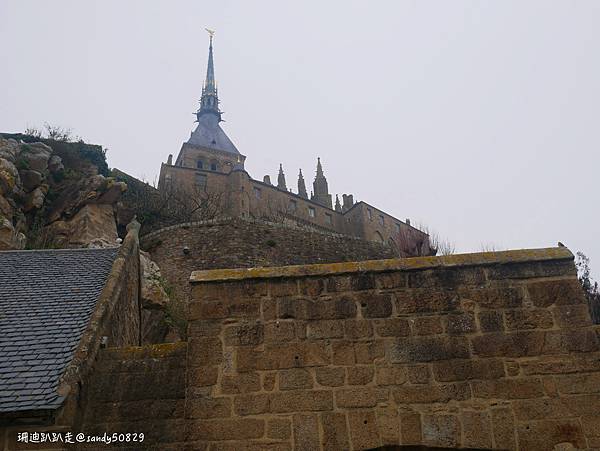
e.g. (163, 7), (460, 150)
(186, 30), (241, 156)
(198, 30), (221, 121)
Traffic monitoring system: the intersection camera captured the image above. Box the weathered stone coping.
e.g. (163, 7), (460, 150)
(190, 247), (573, 283)
(100, 342), (187, 360)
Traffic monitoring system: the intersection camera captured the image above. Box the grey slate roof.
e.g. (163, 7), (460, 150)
(0, 247), (118, 413)
(188, 113), (240, 155)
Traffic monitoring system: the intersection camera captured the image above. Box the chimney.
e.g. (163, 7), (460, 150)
(406, 218), (411, 226)
(167, 154), (173, 165)
(263, 175), (272, 185)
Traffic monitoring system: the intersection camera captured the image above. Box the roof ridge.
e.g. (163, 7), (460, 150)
(0, 246), (120, 254)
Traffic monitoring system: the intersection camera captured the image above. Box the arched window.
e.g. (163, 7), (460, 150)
(197, 160), (204, 169)
(374, 231), (384, 243)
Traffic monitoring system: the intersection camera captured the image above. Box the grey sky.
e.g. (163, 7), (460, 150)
(1, 1), (598, 279)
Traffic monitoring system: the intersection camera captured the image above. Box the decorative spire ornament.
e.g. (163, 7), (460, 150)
(297, 169), (308, 198)
(277, 164), (287, 190)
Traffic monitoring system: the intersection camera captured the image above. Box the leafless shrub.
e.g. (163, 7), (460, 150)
(119, 176), (228, 234)
(24, 125), (43, 138)
(480, 243), (505, 252)
(415, 223), (455, 256)
(576, 251), (600, 324)
(24, 123), (80, 142)
(44, 123), (73, 142)
(259, 196), (297, 225)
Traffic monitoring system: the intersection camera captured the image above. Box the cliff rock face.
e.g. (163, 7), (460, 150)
(0, 135), (126, 249)
(47, 204), (119, 248)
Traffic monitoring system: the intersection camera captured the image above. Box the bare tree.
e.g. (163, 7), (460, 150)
(259, 196), (297, 225)
(117, 175), (228, 234)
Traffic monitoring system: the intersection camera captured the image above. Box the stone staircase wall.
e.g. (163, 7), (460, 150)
(77, 343), (187, 450)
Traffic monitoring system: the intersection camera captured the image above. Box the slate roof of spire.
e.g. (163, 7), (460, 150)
(187, 32), (240, 155)
(0, 247), (118, 413)
(188, 114), (240, 155)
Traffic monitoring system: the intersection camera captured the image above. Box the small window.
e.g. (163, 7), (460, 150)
(308, 207), (316, 218)
(367, 208), (372, 220)
(253, 187), (261, 199)
(195, 173), (207, 188)
(379, 215), (384, 226)
(211, 162), (218, 171)
(395, 223), (401, 233)
(197, 160), (204, 169)
(289, 199), (297, 211)
(325, 213), (332, 224)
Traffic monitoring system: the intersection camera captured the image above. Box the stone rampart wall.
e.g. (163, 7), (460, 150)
(143, 217), (396, 306)
(186, 247), (600, 450)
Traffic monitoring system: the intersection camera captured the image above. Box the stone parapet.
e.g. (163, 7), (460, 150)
(185, 246), (599, 450)
(190, 246), (574, 283)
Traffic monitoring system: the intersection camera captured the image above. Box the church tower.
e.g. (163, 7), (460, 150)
(311, 158), (332, 208)
(173, 30), (245, 172)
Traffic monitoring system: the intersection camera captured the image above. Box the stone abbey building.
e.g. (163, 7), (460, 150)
(158, 34), (432, 257)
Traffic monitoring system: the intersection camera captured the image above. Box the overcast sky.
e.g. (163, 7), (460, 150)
(1, 1), (598, 279)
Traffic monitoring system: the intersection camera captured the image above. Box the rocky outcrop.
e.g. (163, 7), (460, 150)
(139, 250), (181, 344)
(0, 135), (127, 249)
(0, 158), (20, 196)
(140, 250), (169, 310)
(0, 217), (26, 250)
(18, 142), (52, 172)
(140, 251), (170, 343)
(0, 139), (27, 250)
(47, 204), (119, 248)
